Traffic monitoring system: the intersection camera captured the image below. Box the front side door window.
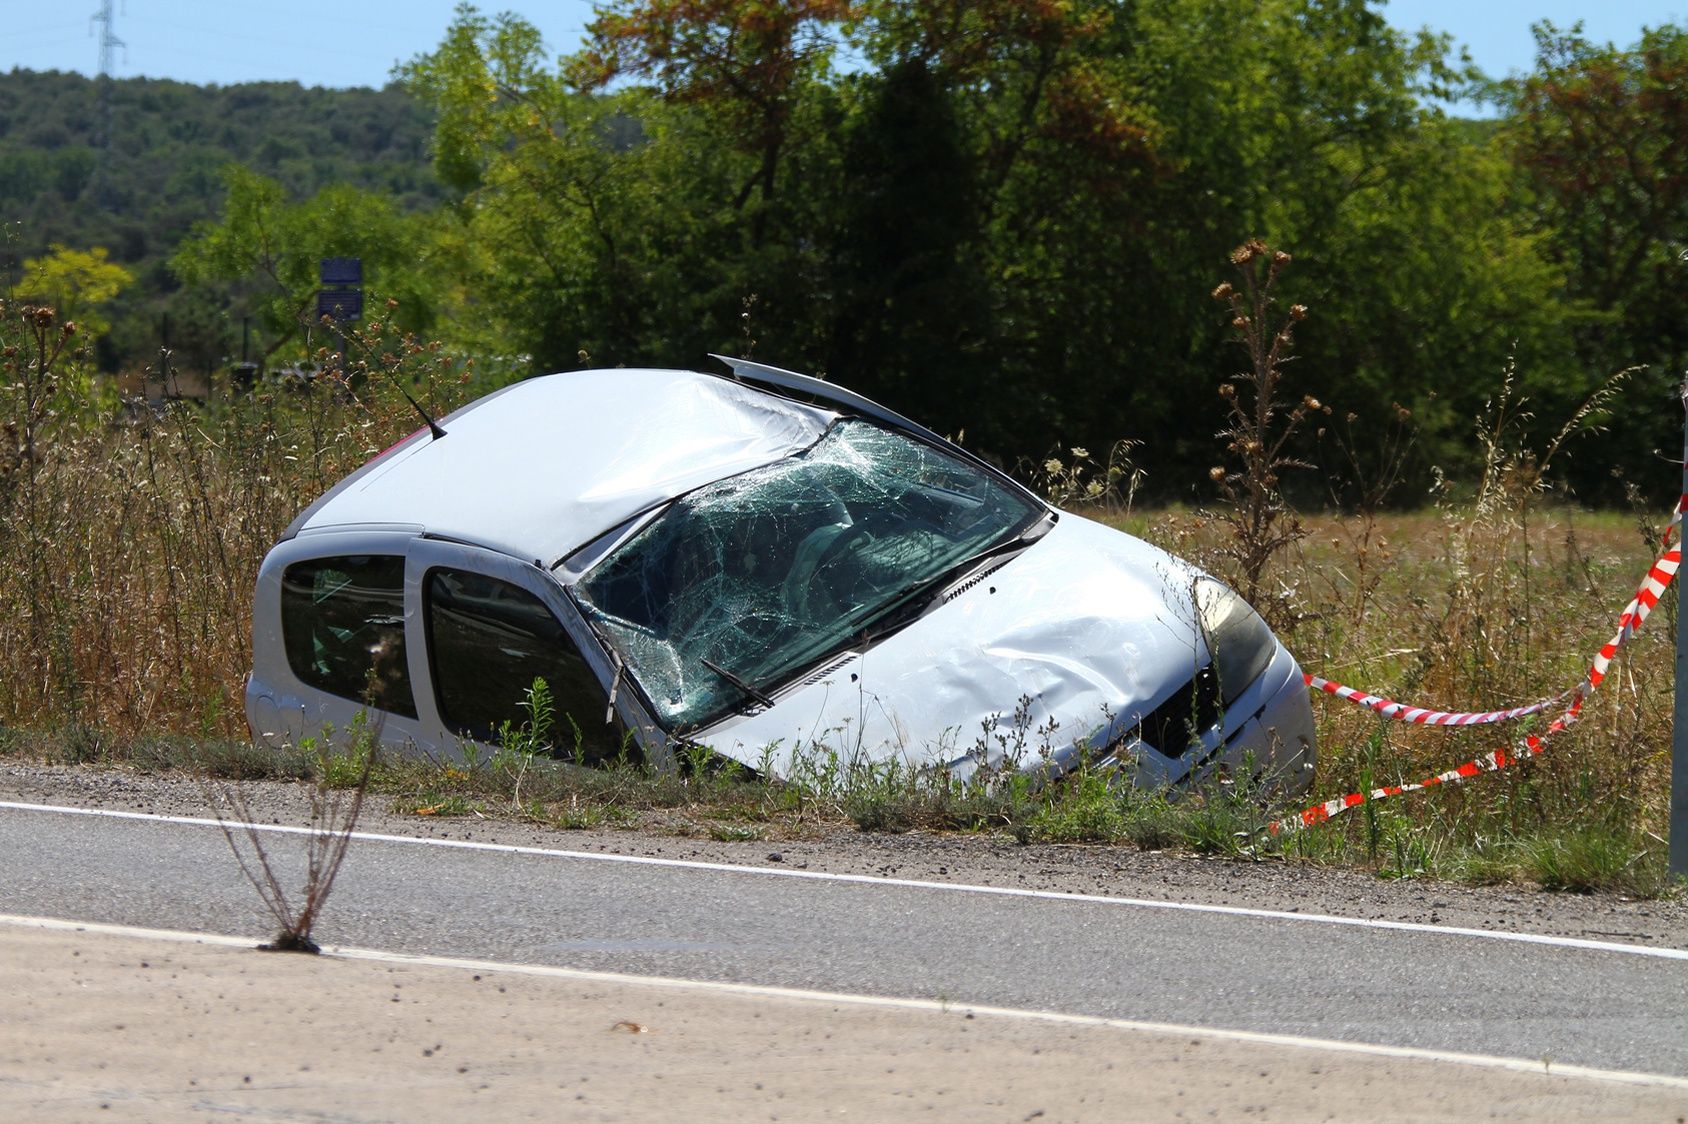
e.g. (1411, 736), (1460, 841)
(426, 567), (622, 761)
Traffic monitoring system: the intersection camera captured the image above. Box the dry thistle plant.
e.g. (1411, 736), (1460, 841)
(1208, 239), (1324, 625)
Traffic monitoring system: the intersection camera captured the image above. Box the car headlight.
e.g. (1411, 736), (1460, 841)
(1194, 579), (1276, 705)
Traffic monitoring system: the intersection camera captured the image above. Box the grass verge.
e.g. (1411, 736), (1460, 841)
(0, 724), (1674, 899)
(2, 280), (1680, 903)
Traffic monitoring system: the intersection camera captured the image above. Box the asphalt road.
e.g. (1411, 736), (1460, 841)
(5, 801), (1688, 1083)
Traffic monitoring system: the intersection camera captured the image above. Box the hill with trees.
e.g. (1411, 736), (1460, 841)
(0, 67), (443, 370)
(4, 2), (1686, 506)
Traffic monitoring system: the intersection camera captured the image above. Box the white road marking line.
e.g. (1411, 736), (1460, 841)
(3, 798), (1686, 961)
(4, 911), (1687, 1093)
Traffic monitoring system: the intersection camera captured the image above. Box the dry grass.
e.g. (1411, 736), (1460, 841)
(0, 297), (471, 737)
(1109, 393), (1674, 889)
(1133, 504), (1668, 816)
(1, 293), (1680, 893)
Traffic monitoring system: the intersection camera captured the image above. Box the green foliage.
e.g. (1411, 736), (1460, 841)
(401, 12), (757, 372)
(1019, 770), (1131, 844)
(1516, 827), (1666, 897)
(574, 0), (850, 229)
(494, 677), (558, 771)
(312, 712), (381, 790)
(1504, 21), (1688, 502)
(388, 0), (1656, 502)
(0, 69), (443, 374)
(17, 244), (133, 337)
(825, 56), (994, 427)
(5, 4), (1686, 502)
(1295, 112), (1584, 485)
(169, 166), (449, 362)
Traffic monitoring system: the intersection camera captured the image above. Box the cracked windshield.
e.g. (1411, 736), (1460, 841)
(574, 420), (1043, 731)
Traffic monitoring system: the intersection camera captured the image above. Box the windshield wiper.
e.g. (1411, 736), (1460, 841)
(853, 510), (1056, 646)
(700, 657), (776, 709)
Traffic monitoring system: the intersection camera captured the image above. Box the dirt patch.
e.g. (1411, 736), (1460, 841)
(5, 922), (1687, 1122)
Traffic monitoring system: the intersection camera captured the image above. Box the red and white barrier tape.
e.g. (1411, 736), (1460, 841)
(1272, 497), (1686, 835)
(1302, 675), (1571, 726)
(1304, 500), (1686, 728)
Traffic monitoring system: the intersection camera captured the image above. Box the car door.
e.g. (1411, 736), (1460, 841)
(405, 539), (647, 764)
(250, 528), (433, 752)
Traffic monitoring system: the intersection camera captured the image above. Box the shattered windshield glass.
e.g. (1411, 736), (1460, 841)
(573, 420), (1044, 731)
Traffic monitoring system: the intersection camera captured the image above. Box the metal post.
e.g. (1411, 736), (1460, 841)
(1673, 372), (1688, 877)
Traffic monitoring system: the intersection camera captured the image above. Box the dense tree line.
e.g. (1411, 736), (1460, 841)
(5, 4), (1687, 505)
(0, 68), (444, 371)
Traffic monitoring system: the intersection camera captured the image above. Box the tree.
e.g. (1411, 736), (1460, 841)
(572, 0), (852, 231)
(1511, 23), (1688, 323)
(404, 5), (806, 372)
(170, 166), (446, 363)
(18, 244), (133, 338)
(1042, 0), (1552, 493)
(395, 0), (1592, 496)
(850, 0), (1153, 225)
(1506, 22), (1688, 498)
(826, 57), (992, 428)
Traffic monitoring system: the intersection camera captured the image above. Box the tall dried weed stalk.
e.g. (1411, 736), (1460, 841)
(1208, 239), (1324, 625)
(1419, 362), (1633, 704)
(202, 725), (377, 953)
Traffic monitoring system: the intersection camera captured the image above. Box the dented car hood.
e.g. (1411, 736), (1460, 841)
(696, 512), (1213, 778)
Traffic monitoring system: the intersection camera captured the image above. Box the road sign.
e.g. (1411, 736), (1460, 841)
(316, 289), (363, 321)
(320, 257), (362, 286)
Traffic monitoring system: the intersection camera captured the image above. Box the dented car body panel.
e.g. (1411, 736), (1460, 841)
(246, 361), (1314, 792)
(697, 513), (1314, 786)
(284, 368), (837, 565)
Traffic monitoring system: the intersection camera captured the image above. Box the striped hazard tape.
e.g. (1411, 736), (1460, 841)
(1305, 499), (1686, 729)
(1272, 496), (1686, 835)
(1303, 675), (1572, 727)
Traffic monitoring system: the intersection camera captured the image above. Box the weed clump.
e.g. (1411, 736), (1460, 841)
(0, 296), (472, 740)
(202, 714), (380, 953)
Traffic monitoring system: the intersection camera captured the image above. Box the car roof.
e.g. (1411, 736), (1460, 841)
(288, 367), (839, 565)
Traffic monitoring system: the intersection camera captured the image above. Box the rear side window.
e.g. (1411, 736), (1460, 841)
(281, 555), (417, 718)
(426, 568), (619, 760)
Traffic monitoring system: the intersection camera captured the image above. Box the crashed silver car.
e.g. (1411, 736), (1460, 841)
(246, 358), (1315, 790)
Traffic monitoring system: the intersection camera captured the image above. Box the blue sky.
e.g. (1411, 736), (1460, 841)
(1388, 1), (1687, 81)
(1, 1), (1684, 90)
